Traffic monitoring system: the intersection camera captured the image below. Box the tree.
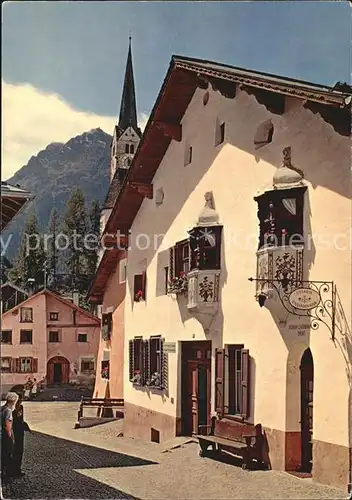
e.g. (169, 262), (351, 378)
(46, 207), (59, 288)
(87, 200), (101, 276)
(60, 188), (89, 292)
(9, 212), (46, 291)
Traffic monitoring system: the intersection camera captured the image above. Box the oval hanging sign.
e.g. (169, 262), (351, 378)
(288, 288), (320, 310)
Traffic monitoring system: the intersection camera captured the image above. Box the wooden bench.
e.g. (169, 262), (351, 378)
(197, 417), (264, 470)
(77, 397), (124, 420)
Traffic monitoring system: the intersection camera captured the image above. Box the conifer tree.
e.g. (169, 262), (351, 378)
(61, 188), (88, 291)
(9, 212), (45, 290)
(46, 207), (59, 288)
(87, 200), (101, 276)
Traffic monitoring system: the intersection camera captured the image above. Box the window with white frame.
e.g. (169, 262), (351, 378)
(20, 358), (32, 373)
(20, 307), (33, 322)
(1, 357), (11, 372)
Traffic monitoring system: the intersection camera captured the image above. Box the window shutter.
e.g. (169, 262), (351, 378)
(9, 358), (15, 373)
(215, 348), (225, 417)
(241, 349), (250, 419)
(161, 339), (168, 391)
(32, 358), (38, 373)
(169, 247), (175, 280)
(175, 243), (183, 277)
(15, 358), (21, 373)
(143, 339), (150, 385)
(129, 340), (134, 381)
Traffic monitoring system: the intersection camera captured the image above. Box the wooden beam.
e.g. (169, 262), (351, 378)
(128, 182), (153, 199)
(155, 121), (182, 141)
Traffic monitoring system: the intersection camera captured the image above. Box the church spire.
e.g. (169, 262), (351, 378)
(118, 36), (138, 133)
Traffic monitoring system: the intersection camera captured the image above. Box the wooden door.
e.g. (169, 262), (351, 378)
(188, 362), (198, 435)
(300, 348), (314, 472)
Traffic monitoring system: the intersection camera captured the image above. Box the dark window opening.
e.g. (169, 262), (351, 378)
(102, 312), (113, 340)
(130, 144), (134, 154)
(101, 360), (109, 379)
(134, 273), (146, 301)
(255, 187), (306, 249)
(254, 120), (274, 149)
(78, 333), (87, 342)
(20, 330), (32, 344)
(164, 267), (169, 294)
(1, 330), (12, 344)
(185, 146), (192, 165)
(215, 122), (225, 146)
(49, 331), (59, 343)
(125, 144), (130, 153)
(49, 312), (59, 321)
(81, 360), (94, 372)
(189, 226), (222, 270)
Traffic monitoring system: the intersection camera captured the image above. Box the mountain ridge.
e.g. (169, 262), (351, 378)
(4, 128), (112, 260)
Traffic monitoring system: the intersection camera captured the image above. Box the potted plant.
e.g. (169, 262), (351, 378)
(101, 366), (109, 379)
(132, 370), (143, 385)
(147, 372), (161, 388)
(168, 271), (188, 294)
(135, 290), (144, 302)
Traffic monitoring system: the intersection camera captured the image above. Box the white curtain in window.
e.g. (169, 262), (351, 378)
(282, 198), (296, 215)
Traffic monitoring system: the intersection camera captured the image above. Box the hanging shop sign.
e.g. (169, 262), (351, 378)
(288, 288), (321, 310)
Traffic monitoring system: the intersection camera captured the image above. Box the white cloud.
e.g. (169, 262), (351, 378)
(2, 80), (148, 180)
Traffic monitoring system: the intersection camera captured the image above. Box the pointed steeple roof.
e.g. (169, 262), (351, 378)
(118, 36), (139, 134)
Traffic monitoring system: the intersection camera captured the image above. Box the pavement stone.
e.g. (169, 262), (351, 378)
(2, 402), (348, 500)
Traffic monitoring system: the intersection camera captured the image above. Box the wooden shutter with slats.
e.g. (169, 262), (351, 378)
(161, 339), (168, 391)
(142, 271), (147, 301)
(129, 339), (134, 381)
(241, 348), (250, 419)
(215, 348), (225, 417)
(143, 339), (150, 385)
(32, 358), (38, 374)
(169, 247), (175, 281)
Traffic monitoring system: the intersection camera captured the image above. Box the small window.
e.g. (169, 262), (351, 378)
(130, 144), (134, 154)
(119, 258), (127, 283)
(184, 145), (192, 166)
(164, 267), (169, 294)
(1, 330), (12, 344)
(49, 312), (59, 321)
(101, 360), (109, 379)
(102, 313), (112, 341)
(81, 359), (95, 373)
(20, 358), (32, 373)
(125, 144), (130, 154)
(1, 357), (11, 373)
(149, 336), (162, 387)
(134, 273), (146, 302)
(20, 307), (33, 323)
(129, 337), (144, 383)
(215, 120), (225, 146)
(254, 120), (274, 150)
(20, 330), (32, 344)
(77, 333), (87, 343)
(49, 331), (60, 343)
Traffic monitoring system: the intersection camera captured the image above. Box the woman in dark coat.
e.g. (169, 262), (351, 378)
(10, 392), (30, 478)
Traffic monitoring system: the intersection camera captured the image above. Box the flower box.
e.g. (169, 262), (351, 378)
(168, 272), (188, 294)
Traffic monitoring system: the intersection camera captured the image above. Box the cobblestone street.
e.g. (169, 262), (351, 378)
(2, 403), (348, 499)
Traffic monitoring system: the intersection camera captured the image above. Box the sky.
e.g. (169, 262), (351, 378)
(2, 1), (351, 179)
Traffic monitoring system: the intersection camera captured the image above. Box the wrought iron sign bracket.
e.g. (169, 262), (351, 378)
(248, 277), (336, 340)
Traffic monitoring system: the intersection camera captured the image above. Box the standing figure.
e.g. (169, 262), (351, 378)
(31, 379), (37, 400)
(10, 392), (30, 478)
(1, 392), (18, 480)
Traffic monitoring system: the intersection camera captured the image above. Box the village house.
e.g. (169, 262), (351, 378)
(89, 55), (351, 491)
(1, 288), (100, 393)
(88, 37), (140, 400)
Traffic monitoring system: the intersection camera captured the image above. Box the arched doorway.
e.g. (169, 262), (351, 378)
(300, 348), (314, 473)
(47, 356), (70, 385)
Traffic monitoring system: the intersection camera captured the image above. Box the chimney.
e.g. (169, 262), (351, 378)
(27, 278), (35, 296)
(72, 290), (80, 306)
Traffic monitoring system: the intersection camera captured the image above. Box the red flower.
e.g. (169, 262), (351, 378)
(179, 271), (185, 278)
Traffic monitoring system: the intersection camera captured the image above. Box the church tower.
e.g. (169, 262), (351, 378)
(100, 37), (141, 235)
(110, 36), (141, 181)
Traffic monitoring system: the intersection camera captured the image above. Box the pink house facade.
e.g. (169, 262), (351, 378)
(1, 289), (100, 393)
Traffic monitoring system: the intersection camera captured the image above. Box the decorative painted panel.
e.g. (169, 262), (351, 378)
(255, 246), (303, 296)
(187, 270), (220, 311)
